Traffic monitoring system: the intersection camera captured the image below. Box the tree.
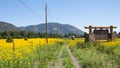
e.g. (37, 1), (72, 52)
(6, 35), (13, 43)
(0, 34), (2, 39)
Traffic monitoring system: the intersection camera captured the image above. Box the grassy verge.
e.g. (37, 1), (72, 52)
(61, 45), (75, 68)
(0, 42), (62, 68)
(35, 42), (63, 68)
(70, 42), (120, 68)
(0, 46), (36, 68)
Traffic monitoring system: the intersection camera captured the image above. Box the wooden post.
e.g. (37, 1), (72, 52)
(110, 25), (113, 40)
(110, 25), (113, 34)
(13, 39), (15, 51)
(89, 26), (92, 35)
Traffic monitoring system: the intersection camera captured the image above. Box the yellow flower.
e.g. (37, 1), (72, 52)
(0, 38), (63, 61)
(28, 62), (30, 65)
(6, 56), (11, 61)
(26, 49), (31, 54)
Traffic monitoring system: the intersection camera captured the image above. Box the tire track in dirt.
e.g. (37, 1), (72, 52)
(48, 46), (63, 68)
(34, 60), (40, 68)
(67, 45), (81, 68)
(53, 46), (63, 68)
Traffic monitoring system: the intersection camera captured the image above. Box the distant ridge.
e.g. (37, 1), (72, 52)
(0, 21), (84, 34)
(0, 21), (19, 31)
(19, 22), (84, 34)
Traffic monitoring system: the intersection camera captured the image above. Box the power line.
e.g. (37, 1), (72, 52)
(37, 0), (55, 22)
(18, 0), (44, 20)
(37, 0), (45, 9)
(48, 8), (54, 20)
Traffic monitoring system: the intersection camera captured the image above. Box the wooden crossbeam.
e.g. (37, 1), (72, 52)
(85, 26), (117, 29)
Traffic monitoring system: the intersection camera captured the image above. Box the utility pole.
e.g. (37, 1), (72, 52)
(45, 4), (48, 43)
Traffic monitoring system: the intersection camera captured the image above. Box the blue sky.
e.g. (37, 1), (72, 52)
(0, 0), (120, 32)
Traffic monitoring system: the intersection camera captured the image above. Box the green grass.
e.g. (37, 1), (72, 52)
(36, 43), (62, 68)
(0, 47), (36, 68)
(0, 42), (62, 68)
(61, 45), (75, 68)
(1, 40), (120, 68)
(70, 42), (120, 68)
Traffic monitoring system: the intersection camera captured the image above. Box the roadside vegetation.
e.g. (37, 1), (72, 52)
(69, 39), (120, 68)
(0, 38), (63, 68)
(0, 38), (120, 68)
(61, 45), (75, 68)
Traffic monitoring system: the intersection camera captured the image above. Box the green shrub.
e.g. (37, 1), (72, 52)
(76, 42), (85, 49)
(76, 42), (96, 49)
(24, 37), (28, 41)
(6, 35), (13, 43)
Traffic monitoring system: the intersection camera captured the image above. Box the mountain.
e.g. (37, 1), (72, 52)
(19, 22), (84, 34)
(0, 21), (84, 34)
(0, 21), (19, 31)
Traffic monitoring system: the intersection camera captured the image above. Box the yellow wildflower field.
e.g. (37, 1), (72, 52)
(0, 38), (63, 61)
(100, 38), (120, 47)
(67, 38), (84, 46)
(68, 38), (120, 47)
(0, 38), (120, 68)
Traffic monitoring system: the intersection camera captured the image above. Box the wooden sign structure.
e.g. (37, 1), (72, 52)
(84, 26), (117, 42)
